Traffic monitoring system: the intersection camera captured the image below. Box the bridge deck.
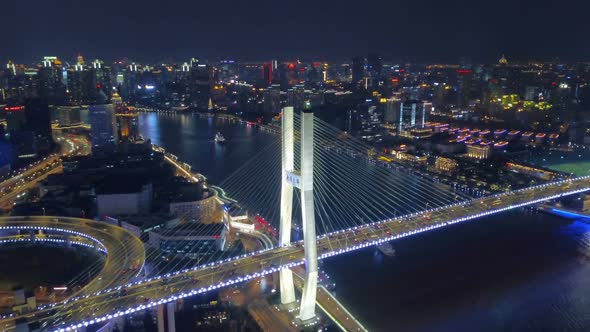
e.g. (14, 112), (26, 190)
(4, 177), (590, 331)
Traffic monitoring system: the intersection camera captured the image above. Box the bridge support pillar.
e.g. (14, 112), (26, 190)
(299, 109), (318, 321)
(279, 106), (296, 305)
(166, 302), (176, 332)
(157, 304), (165, 332)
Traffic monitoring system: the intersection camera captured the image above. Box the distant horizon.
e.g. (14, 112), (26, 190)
(2, 54), (590, 66)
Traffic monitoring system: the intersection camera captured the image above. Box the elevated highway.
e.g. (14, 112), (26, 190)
(0, 216), (144, 331)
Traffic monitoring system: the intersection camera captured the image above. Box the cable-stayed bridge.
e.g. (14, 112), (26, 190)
(2, 108), (589, 331)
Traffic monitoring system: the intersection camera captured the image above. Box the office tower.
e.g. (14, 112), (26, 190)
(384, 98), (401, 123)
(189, 60), (212, 110)
(4, 105), (27, 131)
(15, 98), (51, 155)
(262, 63), (273, 85)
(67, 62), (88, 104)
(89, 89), (118, 155)
(456, 68), (473, 108)
(367, 53), (383, 86)
(287, 84), (305, 112)
(0, 139), (13, 174)
(37, 56), (66, 103)
(122, 63), (140, 102)
(397, 100), (430, 133)
(90, 60), (112, 100)
(263, 84), (281, 113)
(114, 92), (139, 143)
(352, 57), (365, 86)
(24, 99), (52, 141)
(53, 106), (82, 127)
(10, 130), (36, 159)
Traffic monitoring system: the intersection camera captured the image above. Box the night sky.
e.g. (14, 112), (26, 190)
(1, 0), (589, 63)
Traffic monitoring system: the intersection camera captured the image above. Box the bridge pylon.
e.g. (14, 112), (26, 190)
(279, 106), (318, 321)
(279, 106), (296, 305)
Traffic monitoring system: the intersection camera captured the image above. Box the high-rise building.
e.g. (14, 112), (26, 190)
(89, 89), (118, 155)
(3, 105), (27, 132)
(37, 56), (66, 103)
(367, 53), (383, 86)
(113, 92), (139, 143)
(122, 63), (140, 102)
(287, 85), (305, 112)
(53, 106), (82, 127)
(189, 61), (212, 110)
(263, 84), (281, 113)
(23, 99), (52, 145)
(262, 63), (273, 86)
(396, 100), (431, 134)
(67, 62), (89, 104)
(90, 60), (112, 100)
(384, 98), (401, 123)
(6, 60), (16, 76)
(10, 130), (36, 159)
(456, 69), (473, 108)
(352, 57), (366, 87)
(0, 139), (14, 173)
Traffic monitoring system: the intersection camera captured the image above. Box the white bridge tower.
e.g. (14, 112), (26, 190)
(279, 106), (318, 321)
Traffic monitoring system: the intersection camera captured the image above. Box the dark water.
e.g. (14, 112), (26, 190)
(139, 113), (590, 332)
(138, 113), (276, 184)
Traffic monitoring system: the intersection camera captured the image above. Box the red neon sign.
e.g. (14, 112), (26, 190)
(4, 106), (25, 112)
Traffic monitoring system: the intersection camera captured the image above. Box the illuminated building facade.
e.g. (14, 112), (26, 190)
(263, 84), (281, 113)
(89, 90), (118, 155)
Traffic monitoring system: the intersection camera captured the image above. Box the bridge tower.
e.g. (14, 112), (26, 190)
(279, 106), (319, 321)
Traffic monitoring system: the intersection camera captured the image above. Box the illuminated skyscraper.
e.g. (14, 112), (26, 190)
(189, 60), (212, 110)
(396, 100), (431, 134)
(384, 98), (401, 123)
(90, 60), (112, 99)
(67, 62), (88, 104)
(37, 56), (66, 103)
(89, 89), (118, 155)
(113, 92), (139, 143)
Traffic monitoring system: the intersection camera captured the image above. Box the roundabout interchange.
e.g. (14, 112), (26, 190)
(0, 216), (145, 331)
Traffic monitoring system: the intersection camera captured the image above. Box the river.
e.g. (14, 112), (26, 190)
(138, 112), (590, 332)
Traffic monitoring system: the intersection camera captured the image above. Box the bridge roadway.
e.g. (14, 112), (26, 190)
(0, 233), (100, 249)
(0, 216), (145, 331)
(5, 176), (590, 331)
(0, 133), (91, 211)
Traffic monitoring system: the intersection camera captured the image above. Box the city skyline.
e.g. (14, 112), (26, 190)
(2, 1), (590, 330)
(1, 0), (589, 63)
